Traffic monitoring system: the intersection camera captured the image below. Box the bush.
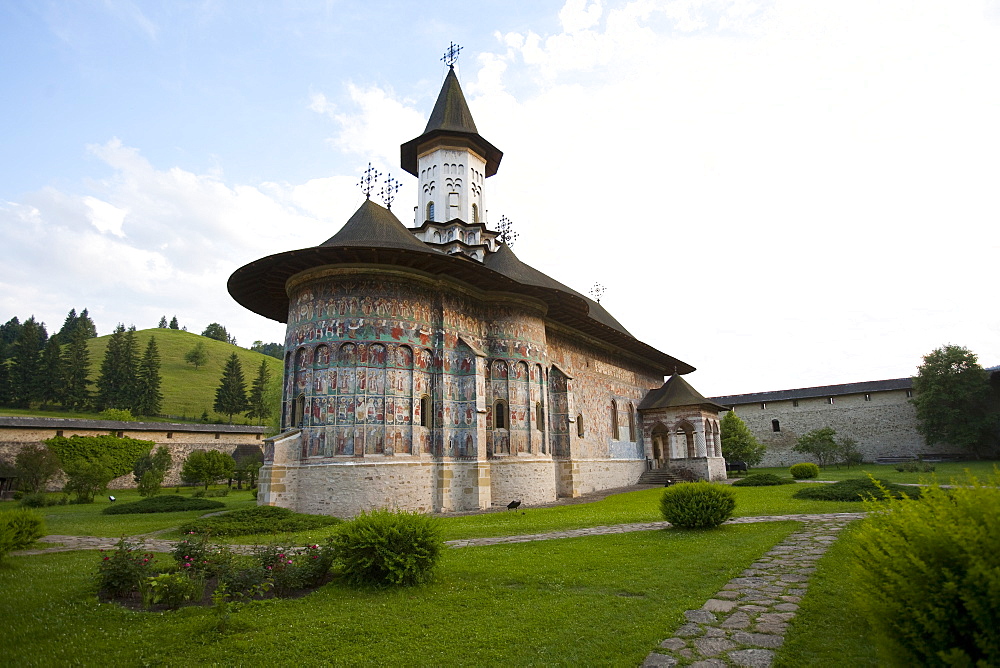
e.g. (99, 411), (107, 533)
(13, 444), (62, 494)
(331, 509), (443, 586)
(96, 537), (157, 597)
(193, 488), (229, 498)
(103, 495), (225, 515)
(19, 492), (55, 508)
(792, 477), (920, 502)
(659, 482), (736, 529)
(253, 541), (336, 595)
(0, 508), (46, 561)
(851, 474), (1000, 665)
(895, 461), (936, 473)
(179, 505), (340, 536)
(171, 534), (234, 576)
(141, 572), (203, 610)
(731, 473), (795, 487)
(63, 458), (114, 503)
(790, 462), (820, 479)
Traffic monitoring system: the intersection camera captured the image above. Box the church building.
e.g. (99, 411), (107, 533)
(229, 56), (725, 516)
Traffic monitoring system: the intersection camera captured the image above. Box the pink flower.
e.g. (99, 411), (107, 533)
(287, 560), (292, 564)
(266, 566), (272, 570)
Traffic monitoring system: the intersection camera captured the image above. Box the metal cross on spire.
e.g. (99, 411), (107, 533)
(358, 162), (381, 200)
(497, 215), (518, 248)
(441, 41), (463, 68)
(379, 175), (403, 210)
(589, 283), (606, 303)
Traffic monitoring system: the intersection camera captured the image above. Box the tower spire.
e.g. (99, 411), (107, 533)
(441, 41), (463, 68)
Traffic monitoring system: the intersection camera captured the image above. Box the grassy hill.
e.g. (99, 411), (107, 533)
(79, 328), (284, 424)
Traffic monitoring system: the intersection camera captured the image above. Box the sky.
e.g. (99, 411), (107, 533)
(2, 0), (998, 397)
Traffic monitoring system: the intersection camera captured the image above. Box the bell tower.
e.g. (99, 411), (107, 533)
(401, 45), (503, 260)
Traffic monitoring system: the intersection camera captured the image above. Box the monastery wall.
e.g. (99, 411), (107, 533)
(731, 389), (964, 467)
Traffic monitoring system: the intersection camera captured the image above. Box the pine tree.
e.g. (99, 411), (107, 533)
(96, 324), (139, 411)
(168, 316), (179, 330)
(214, 352), (249, 423)
(62, 326), (92, 411)
(77, 309), (97, 338)
(158, 316), (168, 328)
(53, 308), (78, 346)
(0, 316), (21, 360)
(9, 316), (45, 408)
(0, 360), (12, 406)
(245, 360), (272, 425)
(37, 337), (64, 408)
(134, 336), (163, 417)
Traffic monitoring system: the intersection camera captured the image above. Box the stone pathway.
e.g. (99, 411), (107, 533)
(641, 515), (861, 667)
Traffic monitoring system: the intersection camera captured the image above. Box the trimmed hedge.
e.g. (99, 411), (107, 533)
(731, 473), (795, 487)
(46, 434), (154, 479)
(659, 482), (736, 528)
(791, 477), (919, 502)
(789, 462), (820, 479)
(103, 495), (225, 515)
(851, 474), (1000, 665)
(178, 506), (340, 536)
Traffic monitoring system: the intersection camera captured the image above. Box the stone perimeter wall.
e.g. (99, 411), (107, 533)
(0, 423), (264, 491)
(732, 389), (964, 467)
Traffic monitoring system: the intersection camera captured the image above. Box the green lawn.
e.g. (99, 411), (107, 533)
(747, 460), (999, 484)
(0, 521), (799, 666)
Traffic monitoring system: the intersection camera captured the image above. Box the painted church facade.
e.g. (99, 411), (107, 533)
(229, 63), (725, 516)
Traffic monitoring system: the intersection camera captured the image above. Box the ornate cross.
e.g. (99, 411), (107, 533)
(497, 215), (518, 248)
(358, 162), (381, 200)
(589, 283), (606, 303)
(441, 41), (463, 68)
(379, 175), (403, 210)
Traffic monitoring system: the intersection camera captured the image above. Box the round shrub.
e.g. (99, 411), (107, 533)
(103, 495), (225, 514)
(331, 509), (443, 586)
(731, 473), (795, 487)
(179, 505), (341, 536)
(792, 477), (919, 502)
(789, 462), (820, 479)
(0, 508), (46, 561)
(659, 482), (736, 528)
(851, 474), (1000, 665)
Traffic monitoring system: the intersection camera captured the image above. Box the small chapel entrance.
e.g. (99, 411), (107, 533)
(650, 424), (670, 469)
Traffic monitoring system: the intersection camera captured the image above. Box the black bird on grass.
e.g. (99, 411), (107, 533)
(507, 499), (521, 510)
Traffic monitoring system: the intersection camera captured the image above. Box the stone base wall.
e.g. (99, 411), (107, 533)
(572, 458), (647, 495)
(489, 457), (557, 507)
(668, 456), (727, 482)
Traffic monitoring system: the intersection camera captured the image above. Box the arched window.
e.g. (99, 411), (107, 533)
(494, 401), (508, 430)
(772, 419), (781, 432)
(611, 399), (619, 440)
(535, 402), (544, 431)
(420, 395), (431, 428)
(577, 414), (584, 438)
(472, 203), (479, 224)
(427, 201), (435, 222)
(293, 394), (306, 428)
(628, 404), (636, 442)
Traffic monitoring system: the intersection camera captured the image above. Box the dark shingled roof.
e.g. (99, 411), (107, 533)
(400, 67), (503, 178)
(710, 377), (914, 406)
(320, 198), (437, 252)
(0, 416), (265, 434)
(639, 374), (727, 412)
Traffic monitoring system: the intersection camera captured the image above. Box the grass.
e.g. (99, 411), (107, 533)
(0, 521), (799, 666)
(0, 328), (281, 424)
(775, 522), (878, 667)
(748, 460), (999, 484)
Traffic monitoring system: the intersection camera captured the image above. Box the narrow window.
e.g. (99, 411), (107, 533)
(760, 402), (766, 410)
(56, 430), (63, 437)
(214, 433), (221, 439)
(255, 433), (261, 440)
(792, 399), (799, 408)
(494, 401), (508, 429)
(577, 414), (584, 438)
(906, 389), (913, 398)
(116, 431), (124, 438)
(772, 419), (780, 432)
(535, 402), (544, 431)
(827, 397), (835, 405)
(166, 432), (173, 439)
(611, 399), (619, 440)
(628, 404), (636, 442)
(472, 203), (479, 224)
(427, 201), (435, 221)
(864, 393), (871, 402)
(420, 395), (431, 427)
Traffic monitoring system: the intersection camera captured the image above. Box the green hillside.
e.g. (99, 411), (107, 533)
(84, 329), (284, 424)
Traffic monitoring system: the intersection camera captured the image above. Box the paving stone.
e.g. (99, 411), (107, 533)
(721, 612), (751, 629)
(779, 595), (801, 603)
(704, 627), (728, 638)
(689, 661), (727, 668)
(778, 574), (808, 583)
(675, 623), (704, 637)
(728, 648), (775, 667)
(753, 622), (788, 635)
(659, 638), (687, 651)
(703, 599), (738, 613)
(758, 612), (796, 623)
(678, 649), (694, 659)
(685, 609), (718, 624)
(642, 652), (679, 667)
(716, 590), (741, 600)
(730, 631), (784, 649)
(693, 637), (736, 657)
(728, 577), (774, 587)
(774, 603), (799, 612)
(738, 604), (770, 613)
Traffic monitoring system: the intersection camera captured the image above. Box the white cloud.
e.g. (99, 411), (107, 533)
(83, 196), (128, 237)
